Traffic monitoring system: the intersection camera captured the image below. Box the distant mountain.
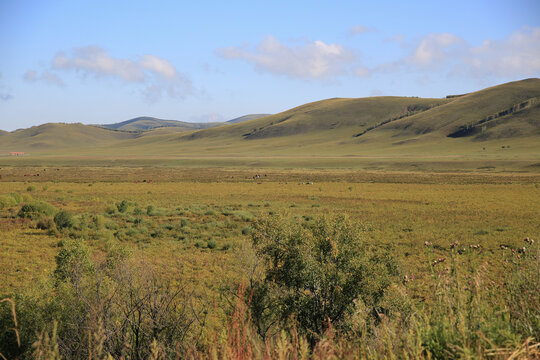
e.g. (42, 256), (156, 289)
(97, 114), (270, 132)
(226, 114), (271, 124)
(99, 116), (222, 132)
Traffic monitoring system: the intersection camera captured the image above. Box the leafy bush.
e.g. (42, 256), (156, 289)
(207, 240), (217, 249)
(26, 185), (35, 192)
(54, 210), (75, 229)
(17, 201), (57, 220)
(116, 200), (129, 213)
(54, 239), (93, 284)
(249, 215), (399, 341)
(146, 205), (155, 216)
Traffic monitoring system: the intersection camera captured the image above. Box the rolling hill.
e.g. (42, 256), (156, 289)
(1, 78), (539, 170)
(0, 123), (137, 152)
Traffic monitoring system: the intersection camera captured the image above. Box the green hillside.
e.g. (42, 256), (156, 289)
(1, 79), (539, 171)
(0, 123), (137, 152)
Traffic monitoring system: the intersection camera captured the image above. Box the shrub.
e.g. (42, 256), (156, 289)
(105, 205), (116, 215)
(17, 201), (57, 220)
(54, 239), (93, 284)
(146, 205), (155, 216)
(207, 240), (217, 249)
(54, 210), (75, 229)
(249, 214), (400, 342)
(26, 185), (35, 192)
(241, 226), (253, 235)
(116, 200), (129, 213)
(36, 217), (56, 231)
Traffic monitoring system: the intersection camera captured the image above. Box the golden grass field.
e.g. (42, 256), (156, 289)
(2, 166), (539, 297)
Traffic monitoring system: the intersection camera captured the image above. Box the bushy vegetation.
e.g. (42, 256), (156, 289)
(0, 170), (539, 359)
(53, 210), (74, 230)
(249, 215), (399, 343)
(17, 201), (57, 220)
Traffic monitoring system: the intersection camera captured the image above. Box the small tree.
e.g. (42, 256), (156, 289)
(249, 214), (399, 342)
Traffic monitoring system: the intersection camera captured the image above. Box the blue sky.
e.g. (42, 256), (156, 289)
(1, 0), (539, 131)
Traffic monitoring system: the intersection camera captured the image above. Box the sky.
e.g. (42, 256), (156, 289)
(0, 0), (539, 131)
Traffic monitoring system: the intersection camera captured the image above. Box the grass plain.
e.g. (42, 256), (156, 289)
(0, 165), (539, 358)
(1, 166), (538, 297)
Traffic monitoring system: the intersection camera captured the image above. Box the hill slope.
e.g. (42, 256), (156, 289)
(1, 79), (539, 164)
(0, 123), (137, 152)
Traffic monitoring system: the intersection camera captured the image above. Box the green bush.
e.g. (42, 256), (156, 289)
(206, 240), (217, 249)
(116, 200), (129, 213)
(26, 185), (36, 192)
(54, 210), (75, 229)
(249, 214), (399, 342)
(54, 239), (93, 284)
(17, 201), (57, 220)
(146, 205), (155, 216)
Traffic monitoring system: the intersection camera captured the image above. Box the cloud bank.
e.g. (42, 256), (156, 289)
(25, 46), (192, 101)
(384, 27), (540, 79)
(217, 35), (364, 80)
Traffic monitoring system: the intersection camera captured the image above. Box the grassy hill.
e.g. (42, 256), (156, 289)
(0, 123), (137, 152)
(1, 79), (539, 171)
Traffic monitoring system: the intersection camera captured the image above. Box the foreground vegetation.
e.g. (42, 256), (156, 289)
(0, 167), (539, 359)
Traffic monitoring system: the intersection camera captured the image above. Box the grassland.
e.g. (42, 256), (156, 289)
(0, 167), (538, 358)
(1, 167), (539, 291)
(0, 79), (539, 358)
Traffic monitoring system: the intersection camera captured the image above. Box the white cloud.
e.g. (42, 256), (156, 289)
(52, 46), (145, 82)
(217, 35), (358, 80)
(463, 26), (540, 78)
(381, 27), (540, 80)
(349, 25), (371, 35)
(23, 69), (65, 86)
(48, 46), (192, 101)
(407, 33), (465, 67)
(140, 54), (178, 79)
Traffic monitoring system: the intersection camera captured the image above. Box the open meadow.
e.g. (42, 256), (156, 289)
(1, 166), (539, 358)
